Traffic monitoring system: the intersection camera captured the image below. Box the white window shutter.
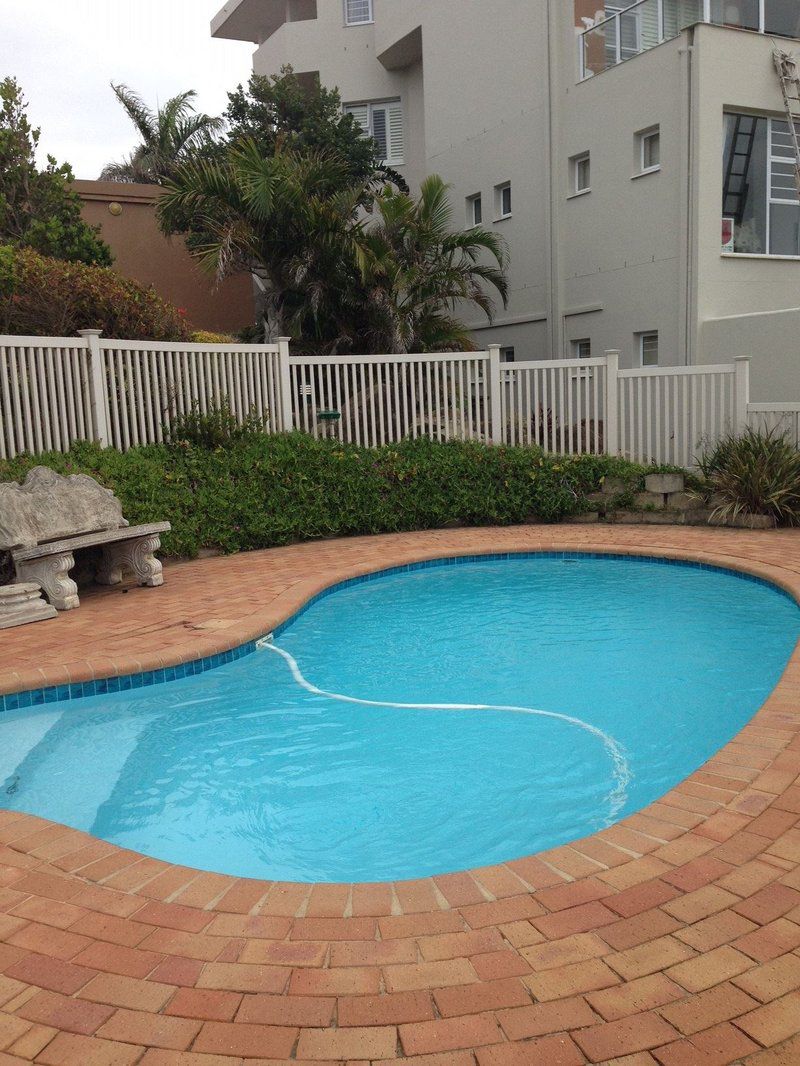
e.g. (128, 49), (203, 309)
(387, 102), (404, 166)
(344, 104), (369, 135)
(371, 106), (389, 160)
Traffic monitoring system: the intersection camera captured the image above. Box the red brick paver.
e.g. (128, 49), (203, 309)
(2, 526), (800, 1063)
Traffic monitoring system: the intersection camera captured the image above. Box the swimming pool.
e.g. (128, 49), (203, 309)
(2, 553), (798, 882)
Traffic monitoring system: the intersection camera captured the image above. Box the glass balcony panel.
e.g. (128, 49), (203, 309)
(662, 0), (704, 36)
(708, 0), (760, 30)
(764, 0), (800, 38)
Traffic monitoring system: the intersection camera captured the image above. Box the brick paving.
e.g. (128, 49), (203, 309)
(0, 525), (799, 1064)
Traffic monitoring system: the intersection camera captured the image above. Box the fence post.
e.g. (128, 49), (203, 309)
(734, 356), (750, 434)
(604, 349), (620, 456)
(277, 337), (293, 433)
(488, 344), (502, 444)
(77, 329), (110, 448)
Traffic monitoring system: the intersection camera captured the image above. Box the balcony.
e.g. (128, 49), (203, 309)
(212, 0), (317, 45)
(580, 0), (800, 78)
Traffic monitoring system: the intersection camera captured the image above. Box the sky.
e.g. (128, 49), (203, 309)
(0, 1), (254, 179)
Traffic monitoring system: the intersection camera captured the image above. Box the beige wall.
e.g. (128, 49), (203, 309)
(74, 181), (255, 336)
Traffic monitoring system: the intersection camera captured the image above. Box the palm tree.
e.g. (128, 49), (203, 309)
(100, 84), (223, 185)
(157, 137), (371, 348)
(354, 176), (509, 353)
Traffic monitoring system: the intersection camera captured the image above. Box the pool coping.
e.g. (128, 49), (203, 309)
(1, 526), (800, 1063)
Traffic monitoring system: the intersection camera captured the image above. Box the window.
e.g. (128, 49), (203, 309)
(639, 332), (659, 367)
(571, 153), (591, 194)
(722, 112), (800, 256)
(344, 100), (404, 166)
(638, 127), (660, 173)
(495, 182), (512, 219)
(764, 0), (800, 37)
(466, 193), (482, 227)
(500, 346), (516, 362)
(344, 0), (372, 25)
(571, 338), (591, 360)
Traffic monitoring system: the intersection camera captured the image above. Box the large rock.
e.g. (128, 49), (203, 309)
(0, 467), (126, 550)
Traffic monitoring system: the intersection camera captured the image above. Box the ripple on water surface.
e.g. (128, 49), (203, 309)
(1, 555), (798, 881)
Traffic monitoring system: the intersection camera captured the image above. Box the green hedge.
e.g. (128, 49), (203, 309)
(0, 434), (654, 559)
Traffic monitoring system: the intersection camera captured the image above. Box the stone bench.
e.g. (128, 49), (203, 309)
(0, 467), (170, 611)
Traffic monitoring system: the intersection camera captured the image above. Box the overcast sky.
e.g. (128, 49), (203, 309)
(0, 1), (253, 179)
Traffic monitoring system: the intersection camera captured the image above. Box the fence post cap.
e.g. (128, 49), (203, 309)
(77, 329), (103, 337)
(276, 336), (291, 343)
(734, 355), (751, 362)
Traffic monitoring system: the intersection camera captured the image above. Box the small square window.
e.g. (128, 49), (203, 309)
(500, 346), (515, 362)
(572, 338), (591, 359)
(571, 153), (591, 195)
(495, 182), (512, 219)
(466, 193), (482, 227)
(345, 0), (373, 25)
(639, 332), (659, 366)
(638, 127), (660, 173)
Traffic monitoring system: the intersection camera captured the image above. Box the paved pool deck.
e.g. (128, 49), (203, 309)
(0, 526), (799, 1065)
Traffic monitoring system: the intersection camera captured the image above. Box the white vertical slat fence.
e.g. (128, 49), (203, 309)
(289, 351), (492, 447)
(617, 363), (741, 468)
(747, 403), (800, 446)
(99, 338), (290, 451)
(0, 333), (760, 467)
(0, 336), (96, 460)
(500, 357), (608, 453)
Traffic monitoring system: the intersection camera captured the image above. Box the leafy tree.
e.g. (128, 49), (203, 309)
(158, 139), (370, 350)
(0, 78), (112, 266)
(100, 84), (223, 184)
(355, 176), (509, 353)
(224, 68), (407, 191)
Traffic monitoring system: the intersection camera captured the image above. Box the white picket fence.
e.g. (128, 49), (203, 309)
(0, 331), (775, 468)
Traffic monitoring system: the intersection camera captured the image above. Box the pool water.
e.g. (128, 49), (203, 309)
(2, 554), (798, 882)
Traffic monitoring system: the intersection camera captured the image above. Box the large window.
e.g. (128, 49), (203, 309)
(344, 100), (404, 166)
(722, 112), (800, 256)
(344, 0), (373, 25)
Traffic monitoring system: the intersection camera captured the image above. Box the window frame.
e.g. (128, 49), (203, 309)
(638, 331), (659, 367)
(721, 110), (800, 258)
(343, 98), (404, 167)
(571, 152), (591, 196)
(571, 338), (592, 360)
(500, 346), (516, 363)
(637, 126), (661, 175)
(495, 182), (512, 220)
(466, 193), (483, 228)
(344, 0), (373, 26)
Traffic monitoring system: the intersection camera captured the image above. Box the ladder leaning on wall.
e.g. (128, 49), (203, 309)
(774, 48), (800, 197)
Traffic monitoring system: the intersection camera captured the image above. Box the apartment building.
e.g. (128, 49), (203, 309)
(212, 0), (800, 399)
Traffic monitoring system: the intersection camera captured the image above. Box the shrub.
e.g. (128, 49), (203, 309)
(166, 402), (268, 449)
(0, 245), (191, 340)
(190, 330), (237, 344)
(695, 427), (800, 526)
(0, 435), (656, 560)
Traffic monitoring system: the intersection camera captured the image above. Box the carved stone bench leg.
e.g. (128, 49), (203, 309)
(16, 552), (80, 611)
(101, 535), (164, 589)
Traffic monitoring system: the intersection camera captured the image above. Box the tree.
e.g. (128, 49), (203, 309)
(224, 68), (407, 191)
(157, 139), (370, 350)
(100, 84), (223, 185)
(0, 78), (112, 266)
(355, 176), (509, 353)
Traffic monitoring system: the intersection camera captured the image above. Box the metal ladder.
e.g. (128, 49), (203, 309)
(774, 48), (800, 197)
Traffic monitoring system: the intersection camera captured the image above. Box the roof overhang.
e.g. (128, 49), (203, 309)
(211, 0), (285, 43)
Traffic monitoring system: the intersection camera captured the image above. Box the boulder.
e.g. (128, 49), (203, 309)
(0, 467), (126, 550)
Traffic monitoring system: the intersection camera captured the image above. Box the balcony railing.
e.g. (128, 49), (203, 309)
(580, 0), (800, 78)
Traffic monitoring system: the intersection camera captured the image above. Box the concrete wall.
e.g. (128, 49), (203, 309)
(74, 181), (255, 336)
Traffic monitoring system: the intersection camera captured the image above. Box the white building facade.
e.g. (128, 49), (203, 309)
(212, 0), (800, 399)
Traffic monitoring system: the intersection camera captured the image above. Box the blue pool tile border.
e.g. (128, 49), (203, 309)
(3, 550), (794, 713)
